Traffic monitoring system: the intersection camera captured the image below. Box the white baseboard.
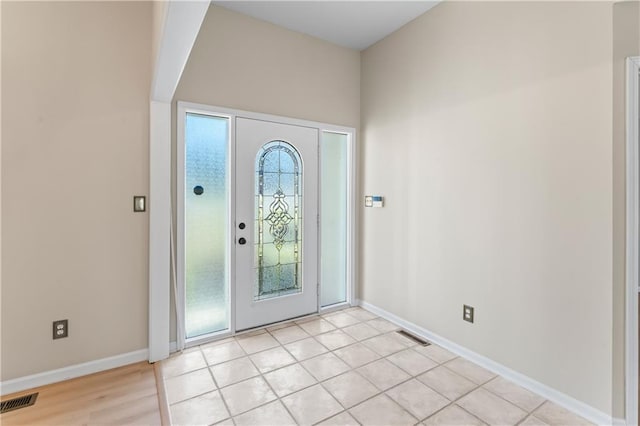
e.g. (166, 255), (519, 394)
(359, 301), (613, 426)
(0, 349), (149, 396)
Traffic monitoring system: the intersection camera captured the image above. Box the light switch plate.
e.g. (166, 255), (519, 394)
(133, 196), (146, 212)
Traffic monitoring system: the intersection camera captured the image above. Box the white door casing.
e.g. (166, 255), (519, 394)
(625, 56), (640, 426)
(176, 102), (354, 347)
(235, 118), (319, 330)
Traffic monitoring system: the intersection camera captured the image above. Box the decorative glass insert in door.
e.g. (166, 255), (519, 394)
(255, 141), (303, 301)
(185, 113), (229, 338)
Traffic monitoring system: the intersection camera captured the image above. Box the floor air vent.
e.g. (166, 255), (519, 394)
(1, 393), (38, 414)
(396, 330), (431, 346)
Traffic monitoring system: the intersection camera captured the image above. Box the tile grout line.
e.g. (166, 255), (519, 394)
(201, 344), (237, 425)
(417, 364), (488, 422)
(352, 308), (559, 425)
(348, 369), (418, 423)
(221, 314), (367, 424)
(479, 377), (547, 421)
(418, 363), (533, 424)
(264, 323), (348, 424)
(164, 342), (246, 424)
(211, 317), (361, 423)
(196, 314), (430, 424)
(307, 311), (384, 425)
(514, 400), (551, 426)
(304, 324), (443, 423)
(358, 338), (482, 423)
(165, 309), (395, 424)
(233, 331), (292, 419)
(165, 307), (556, 426)
(421, 401), (488, 425)
(240, 331), (300, 425)
(266, 315), (371, 425)
(165, 314), (434, 424)
(238, 311), (367, 424)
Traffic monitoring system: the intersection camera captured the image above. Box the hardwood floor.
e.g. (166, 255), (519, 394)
(0, 362), (164, 425)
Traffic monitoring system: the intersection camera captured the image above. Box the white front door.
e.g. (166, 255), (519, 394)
(235, 118), (319, 330)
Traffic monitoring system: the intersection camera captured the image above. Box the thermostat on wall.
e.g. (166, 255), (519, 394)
(365, 195), (384, 208)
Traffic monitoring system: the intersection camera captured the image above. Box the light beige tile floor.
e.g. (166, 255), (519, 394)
(163, 307), (594, 426)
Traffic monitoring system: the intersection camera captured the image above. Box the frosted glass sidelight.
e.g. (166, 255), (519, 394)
(255, 141), (303, 301)
(185, 113), (229, 338)
(321, 132), (348, 307)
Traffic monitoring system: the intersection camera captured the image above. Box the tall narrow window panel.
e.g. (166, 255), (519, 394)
(321, 131), (348, 307)
(184, 113), (229, 338)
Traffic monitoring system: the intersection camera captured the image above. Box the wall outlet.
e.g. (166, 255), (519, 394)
(463, 305), (474, 323)
(53, 319), (68, 339)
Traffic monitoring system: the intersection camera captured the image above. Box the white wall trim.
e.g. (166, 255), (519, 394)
(151, 1), (210, 103)
(614, 417), (627, 426)
(175, 102), (356, 136)
(149, 101), (172, 362)
(149, 0), (209, 363)
(347, 130), (358, 305)
(359, 301), (613, 426)
(0, 349), (148, 396)
(175, 103), (191, 350)
(626, 55), (640, 426)
(319, 128), (357, 308)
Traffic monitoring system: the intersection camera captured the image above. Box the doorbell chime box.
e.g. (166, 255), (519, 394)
(365, 195), (384, 208)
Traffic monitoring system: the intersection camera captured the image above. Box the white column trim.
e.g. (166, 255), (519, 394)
(149, 101), (171, 362)
(148, 1), (209, 362)
(625, 55), (640, 426)
(151, 1), (210, 103)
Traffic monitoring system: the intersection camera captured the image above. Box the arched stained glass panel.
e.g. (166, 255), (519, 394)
(255, 140), (303, 301)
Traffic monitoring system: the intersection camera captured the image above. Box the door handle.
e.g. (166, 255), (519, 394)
(238, 237), (247, 245)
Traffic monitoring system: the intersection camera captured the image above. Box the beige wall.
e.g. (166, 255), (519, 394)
(0, 0), (632, 417)
(175, 5), (360, 127)
(361, 1), (613, 414)
(612, 0), (640, 418)
(1, 2), (152, 380)
(151, 0), (168, 79)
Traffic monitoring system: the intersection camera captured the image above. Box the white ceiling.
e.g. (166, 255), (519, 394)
(211, 1), (441, 51)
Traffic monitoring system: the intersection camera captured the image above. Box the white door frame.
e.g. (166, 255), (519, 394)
(176, 105), (237, 347)
(177, 101), (357, 347)
(626, 56), (640, 426)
